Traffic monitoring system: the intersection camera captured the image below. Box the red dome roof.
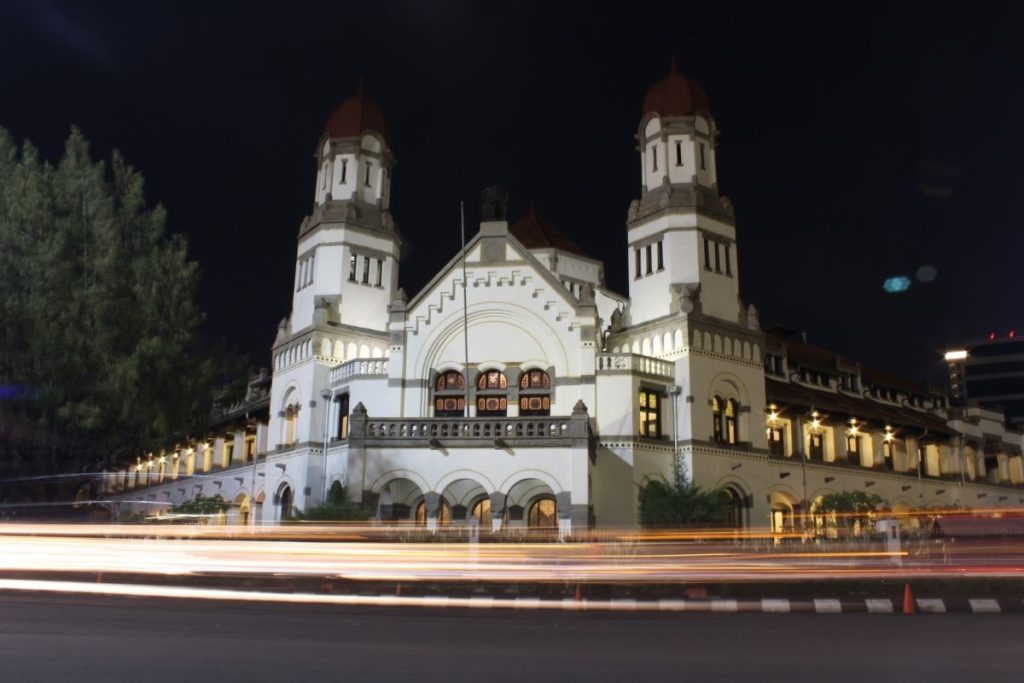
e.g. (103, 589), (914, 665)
(324, 84), (391, 144)
(642, 60), (710, 118)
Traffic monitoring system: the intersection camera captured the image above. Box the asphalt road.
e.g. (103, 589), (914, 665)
(0, 592), (1020, 682)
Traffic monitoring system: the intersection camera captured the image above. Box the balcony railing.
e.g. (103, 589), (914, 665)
(348, 402), (592, 449)
(596, 352), (674, 379)
(330, 357), (389, 384)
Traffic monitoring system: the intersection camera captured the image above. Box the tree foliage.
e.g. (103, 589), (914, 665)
(296, 481), (370, 521)
(0, 127), (218, 490)
(638, 477), (729, 528)
(814, 490), (887, 530)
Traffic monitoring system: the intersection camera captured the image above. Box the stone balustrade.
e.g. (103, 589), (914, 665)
(596, 352), (674, 378)
(329, 357), (389, 384)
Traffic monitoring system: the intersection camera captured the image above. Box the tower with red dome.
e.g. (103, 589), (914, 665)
(626, 60), (742, 327)
(265, 85), (401, 506)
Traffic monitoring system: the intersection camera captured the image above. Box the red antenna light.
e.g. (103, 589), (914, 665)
(1010, 330), (1017, 339)
(989, 332), (997, 341)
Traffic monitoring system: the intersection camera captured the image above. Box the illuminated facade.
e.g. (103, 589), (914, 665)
(105, 68), (1024, 530)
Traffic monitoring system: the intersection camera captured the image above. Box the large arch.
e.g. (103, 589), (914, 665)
(712, 476), (750, 530)
(433, 469), (495, 496)
(376, 476), (426, 522)
(440, 477), (491, 525)
(504, 476), (557, 529)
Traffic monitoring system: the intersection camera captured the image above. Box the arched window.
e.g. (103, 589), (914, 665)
(284, 405), (298, 445)
(476, 370), (508, 416)
(471, 497), (491, 527)
(725, 399), (738, 444)
(712, 396), (724, 442)
(279, 486), (293, 521)
(433, 370), (466, 417)
(528, 497), (557, 528)
(415, 500), (451, 525)
(519, 369), (551, 416)
(719, 488), (744, 529)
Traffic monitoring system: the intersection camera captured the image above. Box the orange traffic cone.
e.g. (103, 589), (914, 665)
(902, 583), (916, 614)
(575, 583), (583, 602)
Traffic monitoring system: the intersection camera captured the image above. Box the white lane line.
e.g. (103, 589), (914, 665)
(469, 596), (494, 608)
(761, 599), (790, 613)
(814, 599), (842, 614)
(658, 599), (688, 611)
(611, 599), (638, 611)
(710, 599), (738, 613)
(916, 598), (946, 613)
(515, 597), (541, 609)
(865, 598), (894, 613)
(969, 599), (1001, 614)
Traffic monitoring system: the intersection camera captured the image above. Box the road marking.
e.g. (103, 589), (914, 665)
(969, 599), (1000, 614)
(710, 599), (738, 613)
(916, 598), (946, 613)
(658, 599), (688, 611)
(515, 597), (540, 610)
(611, 599), (638, 611)
(761, 599), (790, 613)
(469, 597), (494, 608)
(865, 599), (894, 613)
(814, 599), (842, 614)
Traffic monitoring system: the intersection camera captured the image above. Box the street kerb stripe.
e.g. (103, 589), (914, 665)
(814, 599), (842, 614)
(969, 599), (1001, 614)
(916, 598), (946, 613)
(761, 599), (790, 613)
(865, 598), (894, 613)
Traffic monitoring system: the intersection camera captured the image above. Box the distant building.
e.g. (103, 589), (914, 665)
(946, 334), (1024, 430)
(104, 67), (1024, 529)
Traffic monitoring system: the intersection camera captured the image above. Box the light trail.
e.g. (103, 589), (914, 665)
(0, 522), (1022, 589)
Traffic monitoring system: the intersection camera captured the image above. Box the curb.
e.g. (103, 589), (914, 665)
(0, 578), (1019, 614)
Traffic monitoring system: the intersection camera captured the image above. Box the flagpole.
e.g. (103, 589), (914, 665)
(460, 201), (470, 417)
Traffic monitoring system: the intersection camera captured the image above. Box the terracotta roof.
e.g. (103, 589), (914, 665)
(642, 58), (711, 118)
(510, 207), (588, 257)
(324, 83), (390, 144)
(766, 378), (953, 436)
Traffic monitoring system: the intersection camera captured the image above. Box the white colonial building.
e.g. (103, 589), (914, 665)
(104, 68), (1024, 531)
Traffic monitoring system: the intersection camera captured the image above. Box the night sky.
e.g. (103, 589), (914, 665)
(1, 1), (1021, 385)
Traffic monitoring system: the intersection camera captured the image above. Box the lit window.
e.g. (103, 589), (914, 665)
(639, 389), (660, 438)
(882, 439), (894, 471)
(471, 498), (492, 527)
(809, 432), (824, 460)
(528, 497), (557, 528)
(847, 433), (861, 464)
(476, 370), (508, 416)
(712, 396), (724, 442)
(767, 425), (784, 456)
(726, 399), (738, 444)
(336, 393), (350, 440)
(433, 371), (466, 417)
(519, 369), (551, 416)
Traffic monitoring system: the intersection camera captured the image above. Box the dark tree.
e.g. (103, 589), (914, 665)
(0, 127), (219, 498)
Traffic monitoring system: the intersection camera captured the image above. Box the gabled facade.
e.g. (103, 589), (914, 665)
(105, 70), (1024, 531)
